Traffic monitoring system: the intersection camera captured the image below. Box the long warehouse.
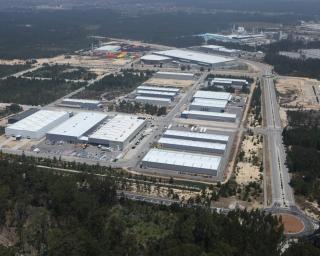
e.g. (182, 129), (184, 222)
(136, 90), (176, 99)
(193, 91), (232, 101)
(5, 110), (69, 139)
(163, 130), (229, 144)
(158, 137), (226, 154)
(137, 85), (180, 94)
(190, 98), (228, 112)
(135, 96), (171, 106)
(141, 148), (221, 176)
(153, 49), (234, 67)
(88, 115), (146, 150)
(181, 110), (236, 122)
(154, 71), (195, 80)
(46, 112), (107, 143)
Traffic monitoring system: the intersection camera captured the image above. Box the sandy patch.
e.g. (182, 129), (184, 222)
(276, 214), (304, 234)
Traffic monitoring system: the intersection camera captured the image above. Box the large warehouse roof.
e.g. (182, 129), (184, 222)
(163, 130), (229, 143)
(182, 110), (236, 119)
(47, 112), (107, 139)
(137, 85), (180, 93)
(141, 54), (171, 61)
(89, 115), (145, 143)
(193, 91), (232, 101)
(191, 98), (228, 108)
(7, 110), (68, 132)
(154, 49), (233, 65)
(158, 137), (226, 151)
(142, 148), (221, 171)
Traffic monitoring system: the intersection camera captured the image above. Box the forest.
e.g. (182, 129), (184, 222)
(263, 40), (320, 79)
(0, 64), (31, 78)
(25, 64), (97, 81)
(0, 77), (84, 105)
(283, 110), (320, 203)
(0, 156), (319, 255)
(0, 9), (301, 59)
(74, 70), (153, 100)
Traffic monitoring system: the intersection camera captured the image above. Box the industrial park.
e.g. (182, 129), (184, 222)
(0, 21), (319, 244)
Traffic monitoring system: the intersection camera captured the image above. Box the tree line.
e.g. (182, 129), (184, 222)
(25, 64), (97, 81)
(283, 110), (320, 203)
(0, 157), (319, 255)
(0, 77), (84, 105)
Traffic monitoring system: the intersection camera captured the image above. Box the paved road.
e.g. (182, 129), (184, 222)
(261, 68), (295, 208)
(117, 72), (208, 168)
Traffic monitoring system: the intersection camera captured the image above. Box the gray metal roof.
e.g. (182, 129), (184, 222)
(182, 110), (236, 118)
(47, 112), (107, 138)
(142, 148), (221, 170)
(191, 98), (228, 108)
(163, 130), (229, 142)
(158, 137), (226, 151)
(135, 96), (171, 102)
(193, 91), (232, 101)
(136, 90), (176, 97)
(7, 110), (69, 132)
(137, 85), (180, 93)
(154, 49), (233, 65)
(89, 115), (145, 143)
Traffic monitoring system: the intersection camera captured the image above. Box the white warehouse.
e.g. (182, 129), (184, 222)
(46, 112), (107, 143)
(158, 137), (226, 154)
(137, 85), (180, 94)
(163, 130), (229, 144)
(88, 115), (146, 150)
(136, 90), (176, 99)
(135, 96), (171, 106)
(60, 98), (102, 110)
(190, 98), (228, 112)
(181, 110), (236, 122)
(193, 91), (232, 101)
(154, 71), (195, 80)
(141, 148), (221, 176)
(211, 78), (249, 89)
(5, 110), (69, 140)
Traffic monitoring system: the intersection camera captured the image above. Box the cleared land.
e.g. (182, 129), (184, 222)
(276, 77), (320, 110)
(146, 78), (194, 88)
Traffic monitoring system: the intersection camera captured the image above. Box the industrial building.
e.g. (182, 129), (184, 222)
(60, 98), (103, 110)
(94, 45), (121, 54)
(163, 130), (229, 144)
(136, 90), (176, 99)
(210, 78), (249, 89)
(158, 137), (226, 154)
(8, 108), (39, 124)
(46, 112), (107, 143)
(193, 91), (232, 101)
(140, 54), (172, 65)
(181, 110), (236, 122)
(5, 110), (69, 139)
(153, 49), (234, 67)
(190, 98), (228, 112)
(137, 85), (179, 94)
(135, 96), (171, 106)
(154, 71), (195, 80)
(88, 115), (146, 150)
(141, 148), (221, 176)
(200, 45), (240, 57)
